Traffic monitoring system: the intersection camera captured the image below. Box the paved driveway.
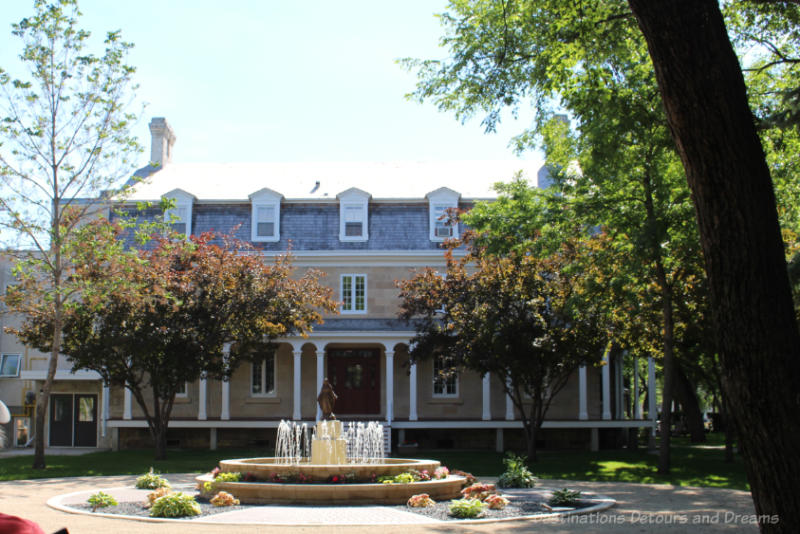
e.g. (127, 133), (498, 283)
(0, 475), (762, 533)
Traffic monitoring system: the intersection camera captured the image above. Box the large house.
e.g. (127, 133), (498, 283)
(0, 118), (657, 452)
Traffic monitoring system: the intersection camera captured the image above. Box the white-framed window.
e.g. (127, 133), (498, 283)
(249, 188), (282, 242)
(427, 188), (460, 242)
(341, 274), (367, 314)
(175, 381), (188, 398)
(165, 205), (190, 235)
(337, 188), (370, 242)
(162, 189), (194, 237)
(0, 354), (20, 377)
(435, 271), (447, 314)
(433, 355), (458, 397)
(251, 353), (276, 396)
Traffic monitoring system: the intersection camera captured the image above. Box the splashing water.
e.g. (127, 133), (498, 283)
(275, 420), (385, 464)
(275, 420), (310, 464)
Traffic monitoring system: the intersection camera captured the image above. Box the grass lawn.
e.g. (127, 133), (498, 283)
(0, 433), (747, 490)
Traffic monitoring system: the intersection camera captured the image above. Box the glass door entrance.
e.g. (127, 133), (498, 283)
(49, 393), (97, 447)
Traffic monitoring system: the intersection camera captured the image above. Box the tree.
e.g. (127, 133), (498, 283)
(404, 2), (800, 527)
(15, 223), (337, 459)
(628, 2), (800, 528)
(397, 240), (607, 460)
(0, 0), (141, 469)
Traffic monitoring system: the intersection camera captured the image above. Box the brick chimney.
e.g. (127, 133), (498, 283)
(149, 117), (176, 167)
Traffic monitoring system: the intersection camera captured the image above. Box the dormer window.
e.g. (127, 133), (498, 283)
(162, 189), (195, 238)
(249, 188), (283, 242)
(427, 188), (460, 242)
(337, 188), (370, 242)
(166, 205), (189, 235)
(343, 204), (365, 237)
(432, 204), (453, 238)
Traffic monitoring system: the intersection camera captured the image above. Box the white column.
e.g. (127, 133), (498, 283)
(123, 387), (132, 420)
(409, 362), (418, 421)
(101, 385), (110, 437)
(495, 428), (504, 453)
(385, 350), (394, 424)
(221, 380), (230, 420)
(647, 356), (657, 434)
(198, 379), (207, 420)
(633, 356), (641, 419)
(481, 373), (491, 420)
(602, 347), (612, 420)
(221, 343), (231, 420)
(316, 350), (324, 421)
(505, 377), (514, 420)
(292, 350), (302, 420)
(578, 365), (588, 420)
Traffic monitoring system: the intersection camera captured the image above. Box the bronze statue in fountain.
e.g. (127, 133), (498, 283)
(317, 378), (337, 420)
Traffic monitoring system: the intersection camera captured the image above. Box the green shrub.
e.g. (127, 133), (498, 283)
(549, 488), (582, 507)
(203, 471), (241, 493)
(87, 491), (118, 512)
(448, 498), (487, 518)
(379, 472), (416, 484)
(135, 468), (170, 489)
(497, 453), (536, 488)
(149, 492), (201, 518)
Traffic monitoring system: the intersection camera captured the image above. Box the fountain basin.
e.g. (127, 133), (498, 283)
(197, 473), (465, 505)
(219, 457), (440, 480)
(197, 457), (465, 504)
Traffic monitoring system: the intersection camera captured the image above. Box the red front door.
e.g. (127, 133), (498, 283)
(327, 348), (380, 415)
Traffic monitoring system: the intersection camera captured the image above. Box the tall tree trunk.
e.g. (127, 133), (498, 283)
(673, 362), (706, 443)
(34, 286), (62, 470)
(629, 1), (800, 530)
(657, 283), (674, 474)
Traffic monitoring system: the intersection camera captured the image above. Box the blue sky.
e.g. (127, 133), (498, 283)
(0, 0), (541, 165)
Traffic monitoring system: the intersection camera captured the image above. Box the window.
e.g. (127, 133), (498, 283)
(251, 354), (276, 396)
(343, 205), (365, 237)
(175, 381), (188, 398)
(433, 355), (458, 397)
(165, 205), (189, 235)
(337, 188), (370, 241)
(432, 204), (454, 238)
(254, 205), (277, 239)
(341, 274), (367, 313)
(435, 272), (447, 314)
(162, 189), (194, 237)
(249, 188), (282, 242)
(427, 188), (460, 242)
(0, 354), (20, 377)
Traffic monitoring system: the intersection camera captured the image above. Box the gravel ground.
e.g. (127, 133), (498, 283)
(75, 500), (248, 519)
(74, 488), (595, 522)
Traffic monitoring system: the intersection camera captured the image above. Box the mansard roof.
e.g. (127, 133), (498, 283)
(127, 160), (545, 203)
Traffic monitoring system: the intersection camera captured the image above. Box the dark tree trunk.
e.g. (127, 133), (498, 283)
(657, 286), (674, 474)
(152, 423), (167, 461)
(673, 362), (706, 443)
(629, 1), (800, 530)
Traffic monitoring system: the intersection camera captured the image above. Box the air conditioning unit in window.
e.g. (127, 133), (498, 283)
(435, 226), (452, 238)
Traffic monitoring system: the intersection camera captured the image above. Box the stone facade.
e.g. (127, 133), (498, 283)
(0, 117), (657, 452)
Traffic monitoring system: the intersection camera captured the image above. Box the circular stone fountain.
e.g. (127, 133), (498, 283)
(196, 420), (464, 505)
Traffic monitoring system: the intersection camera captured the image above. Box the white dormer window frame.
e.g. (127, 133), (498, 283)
(426, 188), (460, 242)
(162, 189), (195, 238)
(249, 188), (283, 242)
(337, 188), (370, 242)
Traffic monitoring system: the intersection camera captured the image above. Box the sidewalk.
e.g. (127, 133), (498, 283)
(0, 475), (762, 533)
